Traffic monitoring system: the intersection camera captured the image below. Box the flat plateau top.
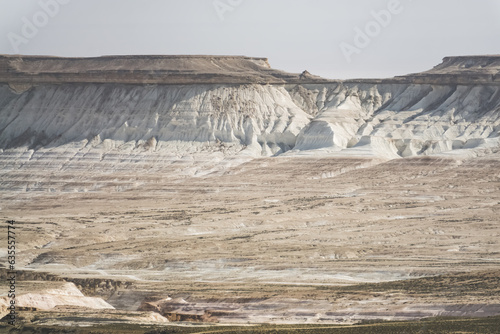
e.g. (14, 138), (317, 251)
(0, 54), (328, 85)
(1, 54), (500, 85)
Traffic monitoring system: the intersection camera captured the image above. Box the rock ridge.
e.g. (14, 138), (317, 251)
(0, 54), (331, 86)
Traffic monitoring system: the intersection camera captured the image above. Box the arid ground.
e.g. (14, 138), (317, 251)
(1, 154), (499, 327)
(1, 55), (499, 331)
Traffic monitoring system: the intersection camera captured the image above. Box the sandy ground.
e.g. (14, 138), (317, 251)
(1, 153), (499, 324)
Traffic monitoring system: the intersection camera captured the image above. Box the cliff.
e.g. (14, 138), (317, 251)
(1, 55), (500, 325)
(0, 54), (330, 87)
(0, 54), (499, 186)
(393, 55), (500, 85)
(3, 54), (500, 87)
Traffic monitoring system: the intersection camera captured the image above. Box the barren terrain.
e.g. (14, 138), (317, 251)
(0, 55), (499, 329)
(1, 153), (499, 325)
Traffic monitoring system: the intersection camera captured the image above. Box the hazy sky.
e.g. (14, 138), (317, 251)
(1, 0), (500, 79)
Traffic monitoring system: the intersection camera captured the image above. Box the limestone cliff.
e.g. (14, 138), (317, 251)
(0, 55), (499, 188)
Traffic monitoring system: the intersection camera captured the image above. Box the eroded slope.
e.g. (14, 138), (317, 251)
(0, 55), (499, 325)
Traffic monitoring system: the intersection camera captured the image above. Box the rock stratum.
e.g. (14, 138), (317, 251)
(0, 55), (500, 327)
(1, 54), (500, 180)
(0, 54), (329, 86)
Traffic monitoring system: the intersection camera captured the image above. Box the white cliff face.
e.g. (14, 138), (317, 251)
(290, 83), (500, 158)
(1, 76), (500, 192)
(0, 282), (113, 313)
(0, 84), (311, 182)
(0, 84), (310, 155)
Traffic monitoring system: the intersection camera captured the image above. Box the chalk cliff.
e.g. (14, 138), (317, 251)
(0, 54), (499, 188)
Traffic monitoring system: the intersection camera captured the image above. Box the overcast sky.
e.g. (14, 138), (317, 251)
(1, 0), (499, 79)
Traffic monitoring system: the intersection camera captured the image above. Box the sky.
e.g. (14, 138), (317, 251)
(1, 0), (500, 79)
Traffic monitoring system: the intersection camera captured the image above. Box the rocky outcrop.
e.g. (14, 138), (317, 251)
(342, 55), (500, 85)
(0, 83), (311, 168)
(0, 54), (499, 188)
(0, 54), (332, 86)
(289, 82), (500, 157)
(396, 55), (500, 85)
(0, 282), (113, 319)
